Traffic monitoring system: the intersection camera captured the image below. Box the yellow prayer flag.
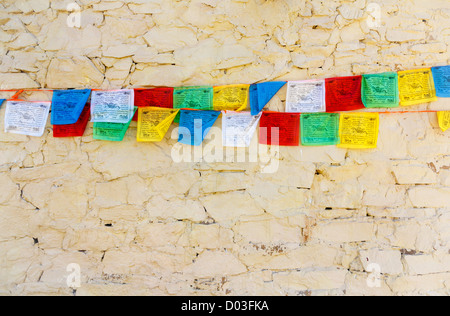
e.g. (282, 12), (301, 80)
(398, 68), (438, 106)
(338, 112), (380, 149)
(213, 84), (250, 111)
(137, 107), (179, 142)
(437, 111), (450, 132)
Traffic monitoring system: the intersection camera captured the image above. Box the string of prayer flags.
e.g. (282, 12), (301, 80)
(91, 89), (135, 123)
(361, 72), (399, 108)
(286, 79), (326, 113)
(259, 112), (300, 146)
(51, 89), (91, 125)
(4, 101), (51, 137)
(133, 87), (174, 121)
(325, 76), (365, 112)
(250, 81), (286, 115)
(437, 111), (450, 132)
(300, 113), (340, 146)
(53, 105), (90, 137)
(398, 68), (437, 106)
(213, 84), (250, 111)
(93, 107), (137, 142)
(137, 107), (179, 142)
(178, 110), (220, 146)
(2, 64), (450, 149)
(338, 112), (379, 149)
(431, 66), (450, 97)
(222, 111), (262, 147)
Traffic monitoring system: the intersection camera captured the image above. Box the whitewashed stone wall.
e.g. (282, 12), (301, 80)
(0, 0), (450, 296)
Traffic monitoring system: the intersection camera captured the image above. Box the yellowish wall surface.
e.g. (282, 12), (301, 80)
(0, 0), (450, 296)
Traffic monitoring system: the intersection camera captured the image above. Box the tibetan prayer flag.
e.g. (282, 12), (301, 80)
(4, 101), (51, 137)
(0, 99), (5, 107)
(398, 68), (437, 106)
(173, 86), (213, 110)
(338, 112), (379, 149)
(259, 112), (300, 146)
(91, 89), (135, 123)
(325, 76), (365, 112)
(437, 111), (450, 132)
(301, 113), (340, 146)
(250, 82), (286, 115)
(53, 105), (90, 137)
(286, 79), (326, 113)
(93, 107), (137, 142)
(178, 110), (220, 146)
(137, 107), (179, 142)
(51, 89), (91, 125)
(222, 111), (262, 147)
(133, 87), (174, 121)
(361, 72), (399, 108)
(431, 66), (450, 97)
(213, 84), (249, 111)
(173, 86), (213, 123)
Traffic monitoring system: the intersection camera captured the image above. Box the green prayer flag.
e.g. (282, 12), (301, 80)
(301, 113), (340, 146)
(93, 107), (137, 141)
(361, 72), (399, 108)
(173, 86), (213, 123)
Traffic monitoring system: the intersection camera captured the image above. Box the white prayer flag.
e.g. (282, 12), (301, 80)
(5, 101), (51, 137)
(222, 111), (262, 147)
(286, 79), (326, 113)
(91, 89), (135, 123)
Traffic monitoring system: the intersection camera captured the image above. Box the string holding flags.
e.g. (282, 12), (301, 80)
(0, 64), (449, 150)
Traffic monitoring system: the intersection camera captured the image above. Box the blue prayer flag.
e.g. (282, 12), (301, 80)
(51, 89), (91, 125)
(432, 66), (450, 97)
(178, 110), (220, 146)
(250, 82), (286, 115)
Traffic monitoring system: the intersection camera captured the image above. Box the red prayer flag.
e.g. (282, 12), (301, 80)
(133, 88), (174, 121)
(325, 76), (365, 112)
(259, 112), (300, 146)
(53, 104), (90, 137)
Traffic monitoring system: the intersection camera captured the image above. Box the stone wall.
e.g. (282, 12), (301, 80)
(0, 0), (450, 296)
